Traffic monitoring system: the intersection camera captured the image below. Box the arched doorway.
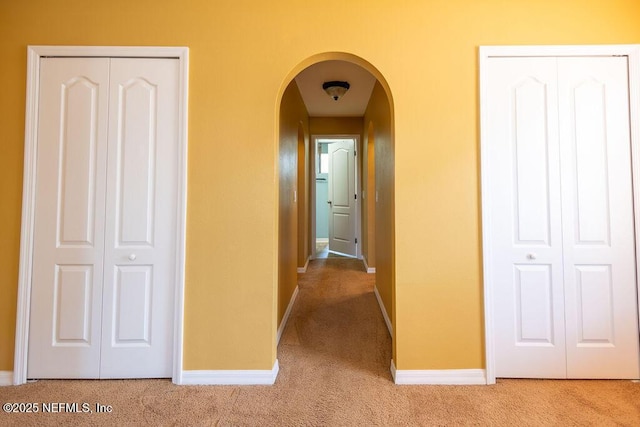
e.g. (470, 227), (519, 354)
(275, 52), (395, 371)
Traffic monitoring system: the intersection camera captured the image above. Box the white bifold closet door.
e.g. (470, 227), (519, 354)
(486, 56), (640, 379)
(28, 57), (179, 379)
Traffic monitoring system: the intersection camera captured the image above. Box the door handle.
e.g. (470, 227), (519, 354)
(526, 253), (537, 260)
(128, 253), (137, 261)
(327, 201), (332, 205)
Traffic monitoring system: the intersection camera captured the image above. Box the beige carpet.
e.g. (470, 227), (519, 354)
(1, 258), (640, 426)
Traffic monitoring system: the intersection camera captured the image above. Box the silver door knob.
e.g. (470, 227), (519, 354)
(128, 253), (137, 261)
(526, 253), (537, 260)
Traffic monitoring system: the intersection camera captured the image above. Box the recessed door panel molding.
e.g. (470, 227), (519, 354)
(514, 265), (554, 344)
(54, 265), (93, 345)
(332, 213), (350, 242)
(571, 78), (611, 246)
(482, 46), (640, 383)
(513, 78), (552, 246)
(113, 265), (152, 346)
(574, 265), (614, 345)
(58, 77), (100, 248)
(331, 148), (350, 207)
(116, 77), (157, 247)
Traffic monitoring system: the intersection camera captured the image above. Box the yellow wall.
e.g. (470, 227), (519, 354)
(309, 117), (364, 137)
(364, 81), (391, 306)
(363, 121), (376, 270)
(364, 82), (394, 350)
(1, 0), (640, 372)
(279, 81), (309, 327)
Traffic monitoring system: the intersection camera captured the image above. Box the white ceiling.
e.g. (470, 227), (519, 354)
(294, 60), (376, 117)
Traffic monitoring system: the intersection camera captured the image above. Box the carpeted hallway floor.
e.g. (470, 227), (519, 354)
(1, 258), (640, 426)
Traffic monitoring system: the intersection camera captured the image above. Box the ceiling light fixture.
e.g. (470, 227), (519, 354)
(322, 81), (350, 101)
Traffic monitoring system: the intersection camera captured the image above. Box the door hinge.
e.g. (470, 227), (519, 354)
(354, 194), (357, 200)
(355, 238), (358, 244)
(354, 151), (357, 157)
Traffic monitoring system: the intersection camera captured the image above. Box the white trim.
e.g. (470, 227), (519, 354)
(172, 47), (190, 386)
(479, 45), (496, 385)
(297, 257), (310, 273)
(479, 44), (640, 385)
(21, 45), (191, 58)
(628, 48), (640, 378)
(391, 361), (486, 385)
(277, 286), (299, 345)
(0, 371), (13, 386)
(181, 360), (280, 385)
(374, 286), (392, 337)
(14, 46), (40, 387)
(15, 45), (189, 386)
(481, 44), (640, 58)
(362, 256), (376, 274)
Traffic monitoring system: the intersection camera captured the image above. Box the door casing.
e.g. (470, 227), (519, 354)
(15, 45), (189, 385)
(310, 135), (361, 260)
(480, 44), (640, 384)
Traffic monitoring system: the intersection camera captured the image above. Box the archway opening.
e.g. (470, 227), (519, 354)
(276, 53), (395, 371)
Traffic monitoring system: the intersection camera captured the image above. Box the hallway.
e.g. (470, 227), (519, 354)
(279, 258), (391, 379)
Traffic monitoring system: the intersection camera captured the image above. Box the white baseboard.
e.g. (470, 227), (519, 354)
(362, 257), (376, 274)
(297, 257), (310, 273)
(0, 371), (12, 386)
(374, 286), (393, 337)
(277, 286), (299, 345)
(390, 360), (486, 385)
(181, 360), (279, 385)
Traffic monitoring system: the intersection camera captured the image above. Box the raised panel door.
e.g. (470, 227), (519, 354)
(487, 57), (567, 378)
(558, 57), (639, 379)
(488, 55), (640, 379)
(28, 57), (178, 380)
(28, 58), (110, 378)
(100, 58), (178, 378)
(328, 140), (357, 257)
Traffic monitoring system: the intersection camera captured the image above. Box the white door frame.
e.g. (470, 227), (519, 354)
(14, 45), (189, 385)
(310, 135), (361, 259)
(480, 44), (640, 384)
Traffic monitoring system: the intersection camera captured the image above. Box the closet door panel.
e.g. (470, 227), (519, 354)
(558, 57), (640, 379)
(100, 58), (179, 378)
(486, 57), (567, 378)
(28, 58), (110, 379)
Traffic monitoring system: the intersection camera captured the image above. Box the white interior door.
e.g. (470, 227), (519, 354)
(28, 57), (178, 379)
(27, 58), (110, 378)
(100, 58), (178, 378)
(557, 57), (639, 378)
(486, 55), (640, 379)
(487, 57), (567, 378)
(328, 140), (357, 257)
